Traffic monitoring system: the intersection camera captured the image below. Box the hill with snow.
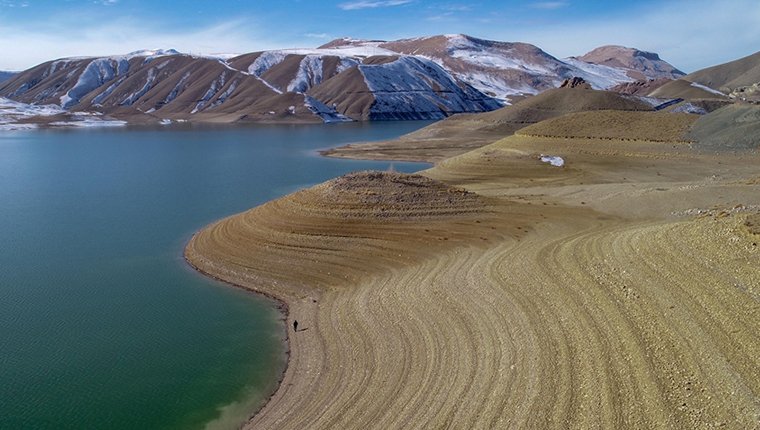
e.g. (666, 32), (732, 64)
(0, 35), (686, 126)
(323, 35), (684, 101)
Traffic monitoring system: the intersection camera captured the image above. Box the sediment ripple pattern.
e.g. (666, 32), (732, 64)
(202, 201), (760, 428)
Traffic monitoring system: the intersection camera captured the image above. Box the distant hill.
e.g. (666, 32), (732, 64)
(0, 71), (16, 83)
(324, 35), (684, 102)
(322, 85), (655, 162)
(631, 50), (760, 102)
(686, 51), (760, 93)
(0, 35), (684, 126)
(572, 45), (684, 81)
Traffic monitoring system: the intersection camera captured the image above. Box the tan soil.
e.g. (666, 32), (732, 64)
(688, 104), (760, 151)
(518, 110), (697, 142)
(322, 88), (653, 163)
(187, 108), (760, 429)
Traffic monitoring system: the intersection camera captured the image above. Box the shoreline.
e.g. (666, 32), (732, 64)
(182, 243), (293, 426)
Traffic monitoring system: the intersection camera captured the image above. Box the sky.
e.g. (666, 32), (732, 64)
(0, 0), (758, 72)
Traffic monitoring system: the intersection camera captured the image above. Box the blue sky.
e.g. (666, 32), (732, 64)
(1, 0), (758, 72)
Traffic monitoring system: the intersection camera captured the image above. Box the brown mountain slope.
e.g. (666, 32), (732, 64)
(686, 50), (760, 92)
(518, 110), (696, 142)
(648, 79), (729, 100)
(0, 54), (320, 123)
(647, 50), (760, 102)
(307, 67), (374, 119)
(576, 45), (685, 81)
(323, 87), (653, 162)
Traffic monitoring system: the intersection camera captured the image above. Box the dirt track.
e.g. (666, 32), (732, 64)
(186, 110), (760, 429)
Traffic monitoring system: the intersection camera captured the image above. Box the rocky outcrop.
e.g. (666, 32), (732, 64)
(609, 78), (672, 95)
(559, 77), (592, 89)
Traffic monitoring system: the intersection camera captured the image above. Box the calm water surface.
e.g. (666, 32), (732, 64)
(0, 122), (431, 429)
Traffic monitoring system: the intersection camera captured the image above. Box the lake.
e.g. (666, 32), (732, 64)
(0, 122), (431, 429)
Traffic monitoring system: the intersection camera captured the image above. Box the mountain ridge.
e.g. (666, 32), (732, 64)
(0, 34), (686, 127)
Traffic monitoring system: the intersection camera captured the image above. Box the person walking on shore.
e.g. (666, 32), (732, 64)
(293, 320), (298, 332)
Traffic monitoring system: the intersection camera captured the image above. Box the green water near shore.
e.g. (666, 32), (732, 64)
(0, 122), (431, 429)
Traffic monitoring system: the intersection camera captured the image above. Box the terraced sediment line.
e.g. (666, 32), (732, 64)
(189, 185), (760, 428)
(491, 215), (759, 428)
(517, 110), (697, 142)
(187, 109), (760, 428)
(186, 172), (512, 300)
(272, 216), (758, 428)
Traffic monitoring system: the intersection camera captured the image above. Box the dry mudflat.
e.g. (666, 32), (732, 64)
(186, 103), (760, 429)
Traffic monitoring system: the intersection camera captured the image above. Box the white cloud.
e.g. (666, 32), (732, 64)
(529, 1), (568, 10)
(0, 0), (29, 7)
(305, 32), (331, 39)
(339, 0), (413, 11)
(492, 0), (760, 72)
(0, 18), (287, 70)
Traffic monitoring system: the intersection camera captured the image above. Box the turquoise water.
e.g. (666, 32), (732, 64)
(0, 122), (431, 429)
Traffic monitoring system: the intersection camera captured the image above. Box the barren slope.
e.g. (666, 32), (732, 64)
(688, 104), (760, 151)
(686, 50), (760, 92)
(649, 78), (729, 100)
(187, 107), (760, 429)
(322, 87), (653, 162)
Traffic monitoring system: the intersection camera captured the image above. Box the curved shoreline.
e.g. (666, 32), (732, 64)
(183, 239), (292, 425)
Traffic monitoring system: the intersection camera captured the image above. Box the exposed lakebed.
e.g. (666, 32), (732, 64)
(0, 121), (430, 429)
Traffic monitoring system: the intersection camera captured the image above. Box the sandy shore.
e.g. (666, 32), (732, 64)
(186, 109), (760, 428)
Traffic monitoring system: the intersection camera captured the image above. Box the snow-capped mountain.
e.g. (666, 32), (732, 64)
(571, 45), (685, 81)
(0, 35), (685, 126)
(324, 34), (684, 101)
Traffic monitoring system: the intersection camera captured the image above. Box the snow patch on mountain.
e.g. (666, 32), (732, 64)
(448, 37), (553, 76)
(459, 72), (538, 99)
(60, 57), (130, 108)
(273, 46), (397, 58)
(248, 51), (288, 76)
(120, 67), (157, 106)
(1, 97), (63, 122)
(304, 95), (352, 123)
(288, 55), (325, 93)
(359, 56), (501, 119)
(690, 81), (725, 96)
(92, 76), (127, 106)
(337, 57), (361, 74)
(162, 71), (192, 106)
(127, 49), (181, 60)
(192, 73), (226, 113)
(50, 117), (127, 127)
(1, 97), (124, 128)
(561, 58), (633, 89)
(210, 80), (238, 108)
